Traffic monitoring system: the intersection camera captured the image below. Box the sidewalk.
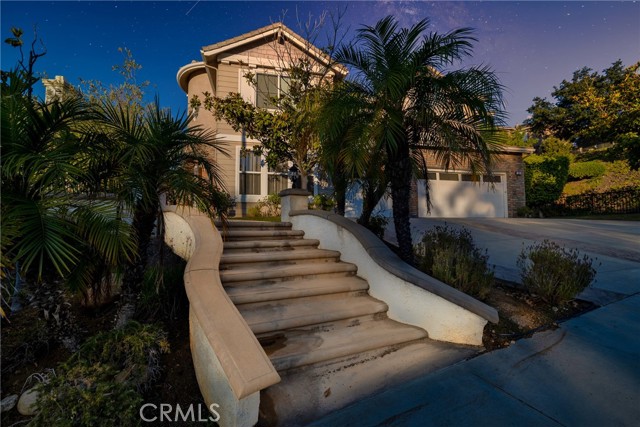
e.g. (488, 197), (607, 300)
(313, 218), (640, 427)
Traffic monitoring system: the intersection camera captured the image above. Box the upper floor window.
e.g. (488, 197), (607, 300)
(256, 73), (290, 109)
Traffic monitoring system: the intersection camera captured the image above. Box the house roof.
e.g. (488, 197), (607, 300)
(200, 22), (347, 75)
(177, 22), (348, 94)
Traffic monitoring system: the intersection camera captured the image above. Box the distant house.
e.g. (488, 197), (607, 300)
(178, 24), (532, 218)
(42, 75), (74, 103)
(177, 23), (347, 216)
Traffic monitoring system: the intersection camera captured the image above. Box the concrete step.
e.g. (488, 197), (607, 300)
(215, 220), (292, 231)
(219, 261), (358, 285)
(259, 340), (477, 426)
(263, 319), (428, 372)
(224, 276), (369, 305)
(223, 229), (305, 241)
(222, 239), (320, 254)
(237, 294), (388, 335)
(220, 249), (342, 270)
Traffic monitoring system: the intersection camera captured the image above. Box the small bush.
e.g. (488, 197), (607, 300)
(309, 194), (336, 211)
(248, 194), (281, 217)
(32, 321), (169, 427)
(569, 161), (606, 180)
(414, 225), (494, 299)
(67, 321), (169, 390)
(31, 364), (143, 427)
(517, 240), (596, 305)
(516, 206), (536, 218)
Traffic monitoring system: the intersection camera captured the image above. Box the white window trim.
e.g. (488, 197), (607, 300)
(235, 146), (291, 203)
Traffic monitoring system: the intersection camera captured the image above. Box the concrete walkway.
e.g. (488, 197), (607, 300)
(313, 218), (640, 427)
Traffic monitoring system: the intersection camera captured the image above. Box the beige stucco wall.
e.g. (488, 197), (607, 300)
(162, 206), (280, 426)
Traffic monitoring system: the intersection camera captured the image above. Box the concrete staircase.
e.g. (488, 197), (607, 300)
(218, 220), (477, 426)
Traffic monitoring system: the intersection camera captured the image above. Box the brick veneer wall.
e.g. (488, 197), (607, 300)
(409, 150), (528, 218)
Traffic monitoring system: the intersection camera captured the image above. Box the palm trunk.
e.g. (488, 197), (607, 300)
(387, 147), (414, 264)
(358, 179), (387, 228)
(333, 173), (347, 216)
(116, 204), (157, 327)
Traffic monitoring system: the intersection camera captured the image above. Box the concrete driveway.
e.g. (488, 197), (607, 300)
(387, 218), (640, 306)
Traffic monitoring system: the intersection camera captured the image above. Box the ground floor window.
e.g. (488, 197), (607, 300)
(237, 148), (290, 200)
(238, 151), (262, 195)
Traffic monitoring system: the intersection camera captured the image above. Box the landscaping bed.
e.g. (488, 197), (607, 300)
(481, 279), (597, 352)
(1, 285), (213, 426)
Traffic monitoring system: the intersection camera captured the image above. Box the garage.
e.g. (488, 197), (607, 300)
(417, 171), (508, 218)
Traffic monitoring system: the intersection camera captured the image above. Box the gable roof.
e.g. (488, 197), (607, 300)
(177, 22), (347, 93)
(200, 22), (347, 76)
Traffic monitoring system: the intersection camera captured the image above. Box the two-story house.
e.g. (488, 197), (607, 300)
(177, 23), (347, 216)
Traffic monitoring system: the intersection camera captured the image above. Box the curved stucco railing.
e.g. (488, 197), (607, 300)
(283, 200), (498, 346)
(162, 205), (280, 427)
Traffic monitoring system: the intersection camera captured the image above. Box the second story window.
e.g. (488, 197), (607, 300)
(256, 73), (290, 109)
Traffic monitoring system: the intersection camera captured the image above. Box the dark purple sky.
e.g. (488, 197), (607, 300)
(2, 1), (639, 125)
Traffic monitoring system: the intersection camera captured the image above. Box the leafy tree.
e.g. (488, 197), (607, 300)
(1, 38), (136, 306)
(525, 60), (640, 158)
(323, 16), (505, 262)
(501, 125), (535, 148)
(80, 47), (151, 117)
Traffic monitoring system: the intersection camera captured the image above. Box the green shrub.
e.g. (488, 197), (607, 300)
(31, 364), (143, 427)
(516, 206), (536, 218)
(366, 214), (389, 239)
(615, 132), (640, 171)
(524, 154), (570, 207)
(569, 161), (606, 180)
(414, 225), (494, 299)
(517, 240), (596, 305)
(32, 322), (169, 427)
(67, 321), (169, 390)
(541, 136), (574, 159)
(309, 194), (336, 211)
(248, 194), (281, 217)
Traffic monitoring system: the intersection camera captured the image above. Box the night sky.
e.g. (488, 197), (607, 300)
(2, 1), (639, 125)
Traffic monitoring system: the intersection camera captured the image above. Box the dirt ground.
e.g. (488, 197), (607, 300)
(482, 279), (596, 351)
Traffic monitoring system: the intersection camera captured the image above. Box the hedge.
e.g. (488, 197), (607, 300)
(569, 161), (606, 180)
(524, 154), (570, 207)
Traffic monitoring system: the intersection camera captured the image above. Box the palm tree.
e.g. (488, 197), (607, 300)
(325, 16), (506, 262)
(1, 68), (136, 306)
(93, 98), (228, 324)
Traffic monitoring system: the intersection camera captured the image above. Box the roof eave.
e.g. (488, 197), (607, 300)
(176, 61), (206, 93)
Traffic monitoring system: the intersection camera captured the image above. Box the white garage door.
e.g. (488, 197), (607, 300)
(417, 171), (507, 218)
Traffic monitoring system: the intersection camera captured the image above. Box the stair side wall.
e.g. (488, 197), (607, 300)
(289, 212), (494, 346)
(163, 206), (280, 427)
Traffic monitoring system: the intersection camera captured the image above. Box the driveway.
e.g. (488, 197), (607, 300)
(386, 218), (640, 306)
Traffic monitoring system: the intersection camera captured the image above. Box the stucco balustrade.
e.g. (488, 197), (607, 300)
(162, 205), (280, 427)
